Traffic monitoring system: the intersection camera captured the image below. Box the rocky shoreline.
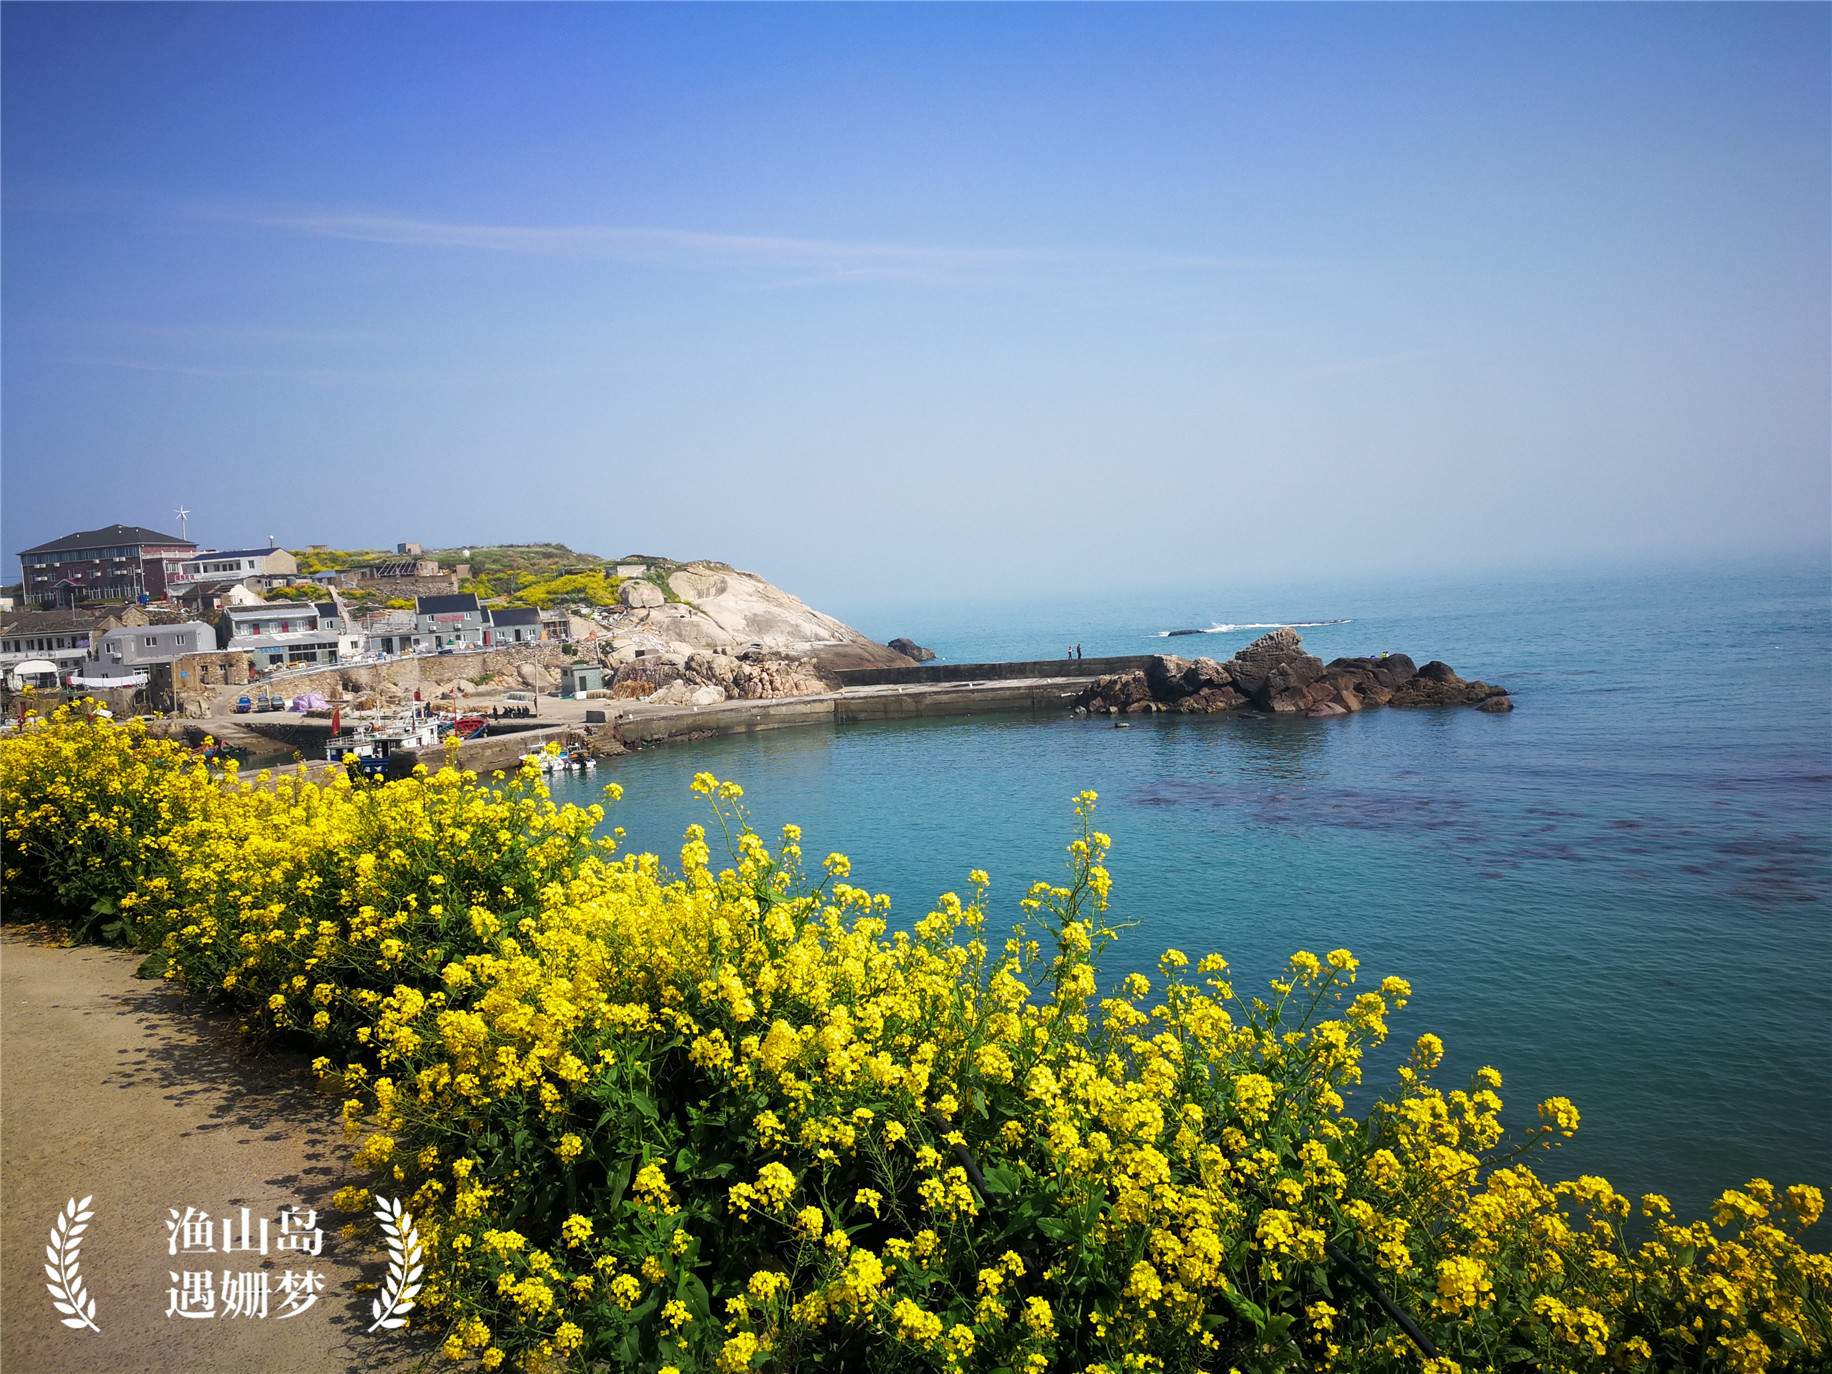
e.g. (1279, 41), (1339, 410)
(1074, 628), (1512, 719)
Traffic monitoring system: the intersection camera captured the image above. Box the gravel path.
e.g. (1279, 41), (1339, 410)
(1, 931), (430, 1373)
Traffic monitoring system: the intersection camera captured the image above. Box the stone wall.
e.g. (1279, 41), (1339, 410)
(337, 573), (458, 597)
(200, 641), (589, 708)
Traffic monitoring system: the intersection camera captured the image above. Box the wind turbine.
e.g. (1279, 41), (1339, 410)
(174, 507), (191, 541)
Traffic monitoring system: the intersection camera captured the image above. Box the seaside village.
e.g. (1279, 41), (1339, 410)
(0, 519), (925, 773)
(3, 519), (1508, 776)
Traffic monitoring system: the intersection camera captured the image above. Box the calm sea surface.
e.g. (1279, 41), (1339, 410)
(546, 563), (1830, 1223)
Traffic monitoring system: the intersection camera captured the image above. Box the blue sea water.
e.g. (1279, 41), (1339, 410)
(546, 562), (1831, 1224)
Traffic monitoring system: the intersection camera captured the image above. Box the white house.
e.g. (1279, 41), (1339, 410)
(166, 547), (300, 601)
(217, 604), (363, 670)
(0, 611), (104, 683)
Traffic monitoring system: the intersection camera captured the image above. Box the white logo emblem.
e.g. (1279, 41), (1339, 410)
(366, 1197), (423, 1332)
(44, 1197), (100, 1332)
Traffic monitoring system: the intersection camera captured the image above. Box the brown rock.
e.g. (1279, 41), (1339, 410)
(1476, 695), (1515, 713)
(1146, 655), (1195, 700)
(1227, 628), (1325, 708)
(1390, 675), (1508, 708)
(1177, 685), (1248, 713)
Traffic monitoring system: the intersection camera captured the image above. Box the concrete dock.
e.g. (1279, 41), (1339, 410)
(183, 659), (1121, 780)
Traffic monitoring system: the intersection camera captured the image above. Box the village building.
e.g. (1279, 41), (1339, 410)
(362, 609), (424, 657)
(415, 593), (487, 649)
(485, 605), (543, 646)
(17, 524), (197, 608)
(164, 546), (300, 606)
(216, 603), (364, 670)
(171, 579), (266, 614)
(145, 651), (255, 713)
(69, 621), (220, 691)
(0, 610), (113, 686)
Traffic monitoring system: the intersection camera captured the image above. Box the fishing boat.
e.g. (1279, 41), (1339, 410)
(323, 706), (444, 778)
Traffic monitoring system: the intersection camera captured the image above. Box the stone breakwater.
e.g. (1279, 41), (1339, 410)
(1074, 628), (1512, 719)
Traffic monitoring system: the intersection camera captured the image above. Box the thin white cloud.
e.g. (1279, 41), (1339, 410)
(195, 205), (1286, 284)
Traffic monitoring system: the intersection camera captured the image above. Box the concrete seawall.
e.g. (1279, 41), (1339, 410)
(611, 677), (1087, 747)
(833, 655), (1153, 688)
(217, 669), (1104, 781)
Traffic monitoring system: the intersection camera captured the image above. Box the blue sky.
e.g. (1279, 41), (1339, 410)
(3, 3), (1826, 617)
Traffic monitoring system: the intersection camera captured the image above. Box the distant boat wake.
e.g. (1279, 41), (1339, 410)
(1157, 619), (1351, 638)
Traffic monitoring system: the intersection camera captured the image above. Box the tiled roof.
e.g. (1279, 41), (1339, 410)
(21, 524), (195, 555)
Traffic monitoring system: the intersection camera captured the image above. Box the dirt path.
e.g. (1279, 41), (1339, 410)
(1, 931), (430, 1373)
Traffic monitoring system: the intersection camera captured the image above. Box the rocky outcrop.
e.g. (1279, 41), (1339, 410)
(608, 648), (834, 704)
(619, 580), (666, 609)
(888, 637), (936, 663)
(1389, 661), (1510, 708)
(658, 564), (909, 668)
(1075, 631), (1507, 718)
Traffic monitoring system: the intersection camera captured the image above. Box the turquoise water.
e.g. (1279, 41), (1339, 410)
(546, 562), (1830, 1224)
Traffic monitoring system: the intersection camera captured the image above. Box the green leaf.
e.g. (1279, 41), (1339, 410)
(980, 1166), (1019, 1196)
(677, 1272), (711, 1325)
(633, 1091), (659, 1121)
(1223, 1289), (1267, 1332)
(603, 1158), (633, 1213)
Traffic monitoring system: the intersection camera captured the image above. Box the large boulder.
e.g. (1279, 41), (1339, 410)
(888, 637), (936, 663)
(612, 659), (684, 692)
(1323, 654), (1417, 701)
(619, 580), (666, 609)
(1077, 670), (1153, 715)
(516, 662), (557, 690)
(1389, 662), (1510, 708)
(684, 653), (740, 689)
(665, 563), (909, 668)
(1145, 655), (1194, 700)
(1146, 655), (1244, 711)
(1176, 684), (1248, 713)
(1226, 629), (1326, 709)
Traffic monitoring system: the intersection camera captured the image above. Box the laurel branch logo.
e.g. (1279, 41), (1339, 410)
(366, 1196), (424, 1332)
(45, 1196), (100, 1332)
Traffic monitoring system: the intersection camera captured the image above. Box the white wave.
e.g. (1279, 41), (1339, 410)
(1155, 619), (1351, 637)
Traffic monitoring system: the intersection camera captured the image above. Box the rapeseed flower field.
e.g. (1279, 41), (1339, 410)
(3, 707), (1825, 1373)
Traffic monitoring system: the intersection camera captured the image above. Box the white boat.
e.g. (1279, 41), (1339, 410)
(325, 707), (444, 776)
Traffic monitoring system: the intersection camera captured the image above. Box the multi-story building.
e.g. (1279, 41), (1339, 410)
(89, 622), (219, 667)
(18, 524), (198, 608)
(415, 594), (487, 649)
(217, 604), (365, 671)
(0, 610), (108, 683)
(363, 610), (424, 657)
(166, 547), (300, 600)
(485, 606), (543, 645)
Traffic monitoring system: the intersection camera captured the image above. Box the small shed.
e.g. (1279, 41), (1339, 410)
(559, 664), (604, 697)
